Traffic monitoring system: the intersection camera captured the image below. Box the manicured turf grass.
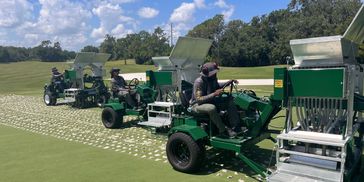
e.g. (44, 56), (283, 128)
(0, 60), (281, 95)
(0, 125), (224, 182)
(218, 65), (286, 80)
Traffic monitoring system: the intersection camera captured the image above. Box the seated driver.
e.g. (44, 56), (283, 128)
(190, 62), (240, 138)
(110, 68), (137, 107)
(51, 67), (65, 91)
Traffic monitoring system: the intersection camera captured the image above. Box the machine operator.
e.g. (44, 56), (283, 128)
(190, 62), (240, 138)
(110, 67), (138, 108)
(51, 67), (65, 91)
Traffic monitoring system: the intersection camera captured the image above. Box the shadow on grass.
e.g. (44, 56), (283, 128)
(189, 145), (276, 181)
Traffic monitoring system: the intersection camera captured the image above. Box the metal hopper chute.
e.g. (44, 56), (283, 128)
(150, 37), (212, 102)
(152, 56), (174, 71)
(73, 52), (110, 77)
(290, 5), (364, 68)
(344, 5), (364, 44)
(71, 52), (110, 89)
(169, 37), (213, 84)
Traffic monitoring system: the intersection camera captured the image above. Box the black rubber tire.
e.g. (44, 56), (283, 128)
(166, 132), (205, 173)
(43, 92), (56, 106)
(101, 107), (123, 128)
(96, 95), (107, 107)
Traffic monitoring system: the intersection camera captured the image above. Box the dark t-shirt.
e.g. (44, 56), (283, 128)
(111, 76), (127, 92)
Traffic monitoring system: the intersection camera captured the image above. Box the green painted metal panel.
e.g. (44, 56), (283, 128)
(153, 71), (173, 85)
(64, 70), (77, 80)
(125, 109), (144, 116)
(288, 68), (345, 98)
(145, 70), (152, 87)
(210, 139), (241, 152)
(136, 84), (157, 104)
(234, 94), (256, 110)
(272, 67), (287, 101)
(104, 103), (124, 111)
(237, 154), (267, 177)
(170, 125), (208, 141)
(250, 104), (273, 137)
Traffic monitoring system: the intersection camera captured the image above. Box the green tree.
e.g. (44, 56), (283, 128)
(219, 20), (247, 66)
(187, 15), (225, 62)
(114, 38), (129, 64)
(81, 45), (99, 53)
(33, 40), (72, 62)
(0, 47), (10, 62)
(99, 34), (116, 60)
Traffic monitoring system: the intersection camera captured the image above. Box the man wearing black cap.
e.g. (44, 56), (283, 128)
(51, 67), (65, 91)
(190, 62), (240, 138)
(110, 68), (137, 107)
(51, 67), (64, 82)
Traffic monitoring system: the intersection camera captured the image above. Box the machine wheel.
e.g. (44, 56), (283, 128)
(43, 92), (56, 106)
(96, 95), (107, 107)
(101, 107), (123, 128)
(74, 95), (86, 109)
(166, 132), (205, 173)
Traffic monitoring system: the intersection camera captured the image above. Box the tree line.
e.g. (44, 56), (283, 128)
(187, 0), (363, 66)
(0, 40), (75, 63)
(83, 27), (171, 64)
(1, 0), (363, 66)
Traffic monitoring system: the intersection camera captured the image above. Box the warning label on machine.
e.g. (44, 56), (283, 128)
(275, 80), (283, 88)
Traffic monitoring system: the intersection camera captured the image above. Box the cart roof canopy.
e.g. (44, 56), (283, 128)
(152, 37), (213, 83)
(74, 52), (111, 64)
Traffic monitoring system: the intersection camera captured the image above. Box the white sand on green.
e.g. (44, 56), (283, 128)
(0, 94), (275, 182)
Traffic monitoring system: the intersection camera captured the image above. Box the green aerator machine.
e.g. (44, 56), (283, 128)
(269, 5), (364, 182)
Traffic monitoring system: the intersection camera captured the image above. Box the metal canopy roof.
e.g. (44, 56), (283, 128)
(344, 5), (364, 44)
(74, 52), (111, 64)
(169, 37), (213, 68)
(152, 37), (213, 83)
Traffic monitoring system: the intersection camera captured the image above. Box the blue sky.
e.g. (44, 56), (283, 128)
(0, 0), (291, 51)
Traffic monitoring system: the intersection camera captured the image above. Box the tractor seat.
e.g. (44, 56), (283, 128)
(180, 89), (193, 108)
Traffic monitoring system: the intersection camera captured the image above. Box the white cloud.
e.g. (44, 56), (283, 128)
(170, 2), (196, 23)
(222, 6), (234, 20)
(111, 24), (133, 38)
(92, 3), (125, 28)
(169, 0), (208, 42)
(0, 0), (33, 28)
(13, 0), (92, 50)
(91, 2), (135, 40)
(0, 0), (235, 50)
(214, 0), (234, 20)
(138, 7), (159, 19)
(214, 0), (228, 8)
(194, 0), (206, 8)
(35, 0), (92, 35)
(91, 27), (107, 39)
(108, 0), (135, 4)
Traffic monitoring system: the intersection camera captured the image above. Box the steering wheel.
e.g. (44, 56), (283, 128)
(221, 80), (236, 96)
(128, 78), (140, 89)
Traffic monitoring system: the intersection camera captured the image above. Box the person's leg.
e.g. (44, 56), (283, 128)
(192, 104), (226, 133)
(125, 93), (137, 107)
(129, 90), (140, 105)
(118, 91), (137, 107)
(227, 98), (240, 130)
